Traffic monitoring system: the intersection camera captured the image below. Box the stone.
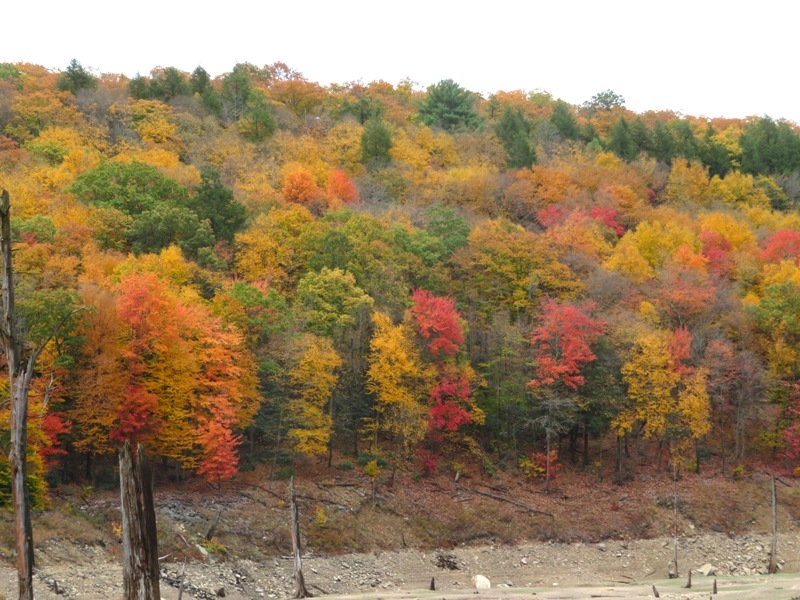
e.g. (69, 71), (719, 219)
(472, 575), (491, 589)
(697, 563), (716, 577)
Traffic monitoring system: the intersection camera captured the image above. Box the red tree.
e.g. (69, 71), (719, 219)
(410, 289), (464, 358)
(528, 299), (604, 490)
(760, 230), (800, 263)
(529, 300), (605, 391)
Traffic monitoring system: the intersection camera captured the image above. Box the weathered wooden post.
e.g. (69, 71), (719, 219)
(120, 441), (161, 600)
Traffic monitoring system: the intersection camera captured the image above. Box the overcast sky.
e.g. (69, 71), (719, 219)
(6, 1), (799, 123)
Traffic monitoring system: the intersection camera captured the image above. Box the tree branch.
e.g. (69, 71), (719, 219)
(459, 485), (554, 518)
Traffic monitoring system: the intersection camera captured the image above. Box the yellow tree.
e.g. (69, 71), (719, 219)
(287, 335), (342, 457)
(616, 327), (711, 474)
(675, 367), (712, 470)
(663, 159), (711, 205)
(365, 312), (434, 464)
(234, 205), (314, 291)
(616, 329), (679, 440)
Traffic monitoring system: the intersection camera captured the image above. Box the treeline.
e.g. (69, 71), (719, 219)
(1, 59), (800, 500)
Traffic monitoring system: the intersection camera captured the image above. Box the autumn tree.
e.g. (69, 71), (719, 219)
(295, 267), (374, 457)
(365, 312), (434, 469)
(69, 270), (259, 482)
(409, 290), (483, 451)
(528, 300), (604, 490)
(234, 205), (314, 291)
(287, 335), (342, 457)
(451, 218), (581, 322)
(615, 326), (711, 474)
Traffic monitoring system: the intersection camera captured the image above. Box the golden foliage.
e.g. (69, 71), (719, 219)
(287, 335), (342, 456)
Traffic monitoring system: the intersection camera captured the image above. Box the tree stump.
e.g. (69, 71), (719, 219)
(120, 441), (161, 600)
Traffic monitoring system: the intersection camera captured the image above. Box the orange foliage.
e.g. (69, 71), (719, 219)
(327, 168), (359, 205)
(282, 166), (320, 204)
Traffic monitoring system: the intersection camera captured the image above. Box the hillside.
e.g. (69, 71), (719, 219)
(2, 59), (800, 579)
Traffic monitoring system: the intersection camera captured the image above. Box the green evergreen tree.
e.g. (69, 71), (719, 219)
(190, 66), (212, 95)
(238, 90), (276, 142)
(699, 124), (731, 178)
(221, 64), (253, 123)
(129, 73), (151, 100)
(418, 79), (481, 131)
(630, 117), (654, 155)
(652, 120), (675, 163)
(740, 117), (800, 175)
(494, 106), (536, 169)
(607, 118), (637, 162)
(551, 100), (581, 140)
(361, 118), (392, 166)
(187, 167), (246, 242)
(672, 120), (700, 161)
(150, 67), (190, 101)
(57, 59), (97, 95)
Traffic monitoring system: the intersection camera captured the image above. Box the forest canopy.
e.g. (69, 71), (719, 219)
(2, 59), (800, 499)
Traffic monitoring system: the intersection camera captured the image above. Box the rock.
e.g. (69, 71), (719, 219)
(520, 557), (528, 565)
(216, 587), (226, 597)
(472, 574), (491, 589)
(697, 563), (716, 577)
(596, 543), (607, 552)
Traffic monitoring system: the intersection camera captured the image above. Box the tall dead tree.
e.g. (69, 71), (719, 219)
(120, 441), (160, 600)
(768, 473), (778, 574)
(1, 190), (80, 600)
(2, 190), (38, 600)
(289, 477), (311, 598)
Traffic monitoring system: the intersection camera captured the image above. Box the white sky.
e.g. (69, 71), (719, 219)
(5, 0), (799, 123)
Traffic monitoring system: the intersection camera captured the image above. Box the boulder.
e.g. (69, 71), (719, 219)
(472, 575), (491, 589)
(697, 563), (716, 577)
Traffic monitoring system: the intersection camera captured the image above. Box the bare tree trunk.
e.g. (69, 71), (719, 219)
(544, 430), (552, 494)
(9, 361), (36, 600)
(120, 441), (160, 600)
(670, 481), (679, 579)
(768, 473), (778, 574)
(582, 424), (589, 468)
(289, 477), (310, 598)
(2, 190), (35, 600)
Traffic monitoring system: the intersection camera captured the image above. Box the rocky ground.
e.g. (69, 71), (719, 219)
(2, 464), (800, 599)
(2, 531), (799, 599)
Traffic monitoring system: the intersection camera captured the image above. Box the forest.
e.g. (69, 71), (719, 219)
(1, 59), (800, 503)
